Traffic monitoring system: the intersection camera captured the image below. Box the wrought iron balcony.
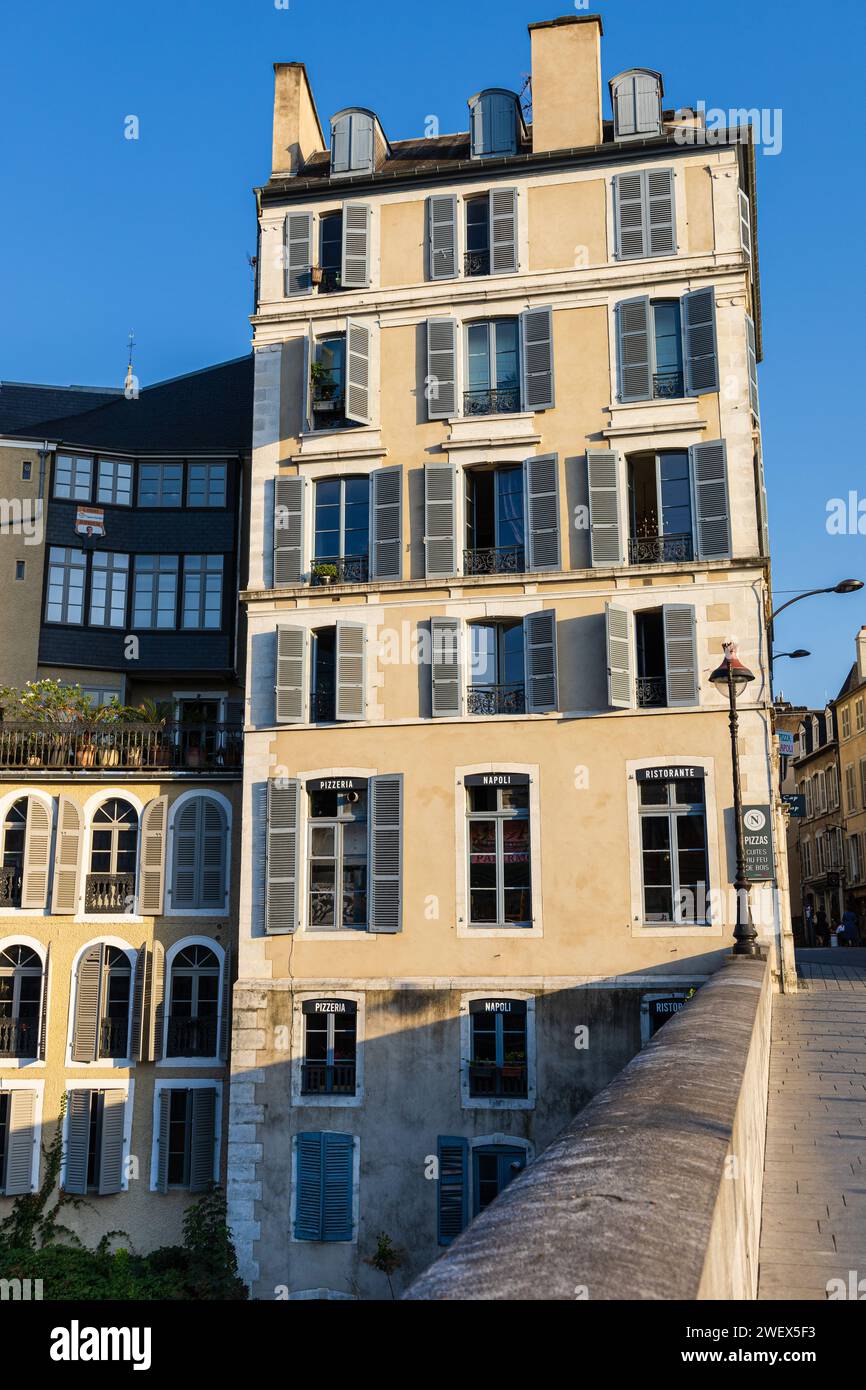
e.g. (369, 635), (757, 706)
(463, 545), (526, 576)
(99, 1017), (129, 1059)
(311, 555), (369, 586)
(167, 1015), (218, 1058)
(85, 873), (136, 914)
(0, 722), (242, 773)
(468, 1061), (528, 1099)
(628, 533), (694, 565)
(463, 386), (521, 417)
(317, 267), (342, 293)
(464, 249), (490, 277)
(653, 371), (685, 399)
(467, 683), (526, 716)
(311, 689), (337, 724)
(636, 676), (666, 709)
(0, 1018), (38, 1059)
(0, 866), (22, 908)
(301, 1061), (357, 1096)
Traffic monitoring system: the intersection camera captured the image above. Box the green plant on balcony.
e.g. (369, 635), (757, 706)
(310, 359), (338, 404)
(312, 561), (339, 584)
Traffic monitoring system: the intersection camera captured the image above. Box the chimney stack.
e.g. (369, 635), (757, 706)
(528, 14), (604, 154)
(271, 62), (326, 177)
(857, 627), (866, 682)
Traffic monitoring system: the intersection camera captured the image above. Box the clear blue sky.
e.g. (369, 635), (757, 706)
(1, 0), (864, 707)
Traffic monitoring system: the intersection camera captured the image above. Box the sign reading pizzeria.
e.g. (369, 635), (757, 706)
(306, 777), (367, 793)
(301, 998), (357, 1015)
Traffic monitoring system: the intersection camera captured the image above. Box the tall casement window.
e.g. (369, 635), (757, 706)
(313, 477), (370, 584)
(648, 301), (684, 397)
(638, 770), (710, 925)
(436, 1136), (527, 1244)
(155, 1086), (217, 1193)
(71, 944), (132, 1060)
(616, 291), (718, 401)
(301, 999), (358, 1096)
(612, 169), (676, 261)
(0, 1088), (38, 1195)
(473, 1144), (527, 1216)
(311, 335), (347, 430)
(87, 799), (138, 914)
(465, 319), (520, 416)
(627, 451), (693, 565)
(467, 778), (531, 928)
(465, 466), (525, 575)
(96, 459), (133, 506)
(307, 784), (368, 932)
(0, 946), (42, 1060)
(468, 620), (526, 716)
(187, 462), (226, 508)
(88, 552), (129, 628)
(53, 455), (92, 501)
(170, 796), (228, 911)
(1, 800), (27, 908)
(64, 1090), (127, 1195)
(45, 547), (86, 624)
(138, 463), (183, 508)
(166, 945), (220, 1059)
(465, 195), (490, 277)
(318, 211), (343, 293)
(468, 999), (528, 1099)
(132, 554), (178, 629)
(182, 555), (223, 630)
(294, 1131), (356, 1241)
(606, 603), (699, 710)
(311, 628), (337, 723)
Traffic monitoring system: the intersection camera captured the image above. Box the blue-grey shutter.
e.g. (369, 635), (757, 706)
(437, 1136), (468, 1245)
(431, 617), (462, 718)
(635, 74), (662, 135)
(295, 1131), (324, 1240)
(424, 463), (457, 577)
(646, 169), (676, 256)
(284, 213), (313, 297)
(71, 944), (102, 1063)
(746, 316), (760, 419)
(613, 77), (638, 138)
(690, 441), (732, 560)
(428, 195), (458, 280)
(171, 800), (199, 909)
(21, 796), (51, 909)
(65, 1090), (91, 1196)
(616, 297), (652, 402)
(606, 603), (634, 709)
(663, 605), (699, 708)
(149, 940), (165, 1063)
(335, 621), (366, 721)
(274, 475), (306, 587)
(344, 319), (372, 424)
(156, 1088), (171, 1194)
(587, 450), (625, 566)
(369, 774), (402, 934)
(189, 1087), (216, 1193)
(371, 466), (402, 580)
(275, 625), (307, 724)
(614, 172), (646, 259)
(524, 610), (558, 713)
(266, 778), (301, 935)
(322, 1132), (354, 1241)
(98, 1090), (126, 1196)
(4, 1089), (36, 1196)
(351, 113), (375, 172)
(331, 116), (351, 174)
(426, 318), (457, 419)
(490, 187), (518, 274)
(524, 455), (561, 571)
(521, 307), (555, 410)
(489, 94), (517, 154)
(682, 288), (719, 395)
(469, 97), (485, 157)
(342, 203), (371, 289)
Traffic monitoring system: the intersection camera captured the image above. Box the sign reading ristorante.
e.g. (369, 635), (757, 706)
(635, 767), (706, 783)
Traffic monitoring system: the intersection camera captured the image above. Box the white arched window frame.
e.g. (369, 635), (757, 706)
(0, 790), (55, 916)
(165, 789), (232, 917)
(0, 934), (48, 1069)
(160, 936), (227, 1067)
(65, 935), (138, 1068)
(80, 789), (144, 921)
(469, 89), (522, 159)
(610, 69), (664, 141)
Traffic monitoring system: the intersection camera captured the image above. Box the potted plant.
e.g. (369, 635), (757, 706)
(312, 562), (339, 585)
(310, 265), (324, 286)
(310, 360), (339, 410)
(132, 699), (173, 768)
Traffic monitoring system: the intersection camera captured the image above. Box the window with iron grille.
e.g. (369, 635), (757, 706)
(45, 546), (86, 624)
(0, 945), (42, 1058)
(167, 945), (220, 1059)
(464, 319), (520, 416)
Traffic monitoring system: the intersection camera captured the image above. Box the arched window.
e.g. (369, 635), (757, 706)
(171, 796), (228, 911)
(0, 796), (52, 911)
(469, 90), (520, 158)
(166, 944), (221, 1058)
(71, 943), (132, 1061)
(610, 69), (664, 141)
(330, 109), (375, 176)
(0, 799), (27, 908)
(0, 944), (42, 1059)
(87, 799), (138, 913)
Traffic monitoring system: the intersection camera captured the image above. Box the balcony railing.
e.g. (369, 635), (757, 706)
(311, 555), (369, 586)
(317, 267), (342, 293)
(311, 689), (336, 724)
(467, 683), (526, 716)
(636, 676), (666, 709)
(301, 1061), (357, 1096)
(0, 722), (242, 773)
(468, 1061), (528, 1099)
(463, 545), (526, 576)
(464, 249), (490, 277)
(463, 386), (521, 417)
(0, 866), (22, 908)
(653, 371), (684, 399)
(85, 873), (136, 914)
(628, 533), (694, 566)
(99, 1017), (129, 1059)
(167, 1015), (218, 1058)
(0, 1018), (38, 1059)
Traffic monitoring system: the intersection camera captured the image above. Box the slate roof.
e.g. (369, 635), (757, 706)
(0, 382), (121, 435)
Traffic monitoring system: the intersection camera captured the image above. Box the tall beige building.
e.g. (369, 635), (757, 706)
(230, 13), (787, 1298)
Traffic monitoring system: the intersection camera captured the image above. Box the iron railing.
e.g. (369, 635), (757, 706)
(628, 533), (694, 565)
(464, 249), (490, 277)
(0, 1018), (38, 1059)
(311, 555), (369, 585)
(463, 545), (526, 576)
(85, 873), (136, 914)
(99, 1017), (129, 1059)
(468, 1062), (528, 1099)
(167, 1015), (218, 1058)
(311, 690), (336, 724)
(463, 387), (521, 416)
(301, 1061), (357, 1096)
(0, 722), (242, 773)
(318, 268), (342, 293)
(0, 866), (22, 907)
(653, 371), (685, 399)
(636, 676), (666, 708)
(467, 683), (526, 716)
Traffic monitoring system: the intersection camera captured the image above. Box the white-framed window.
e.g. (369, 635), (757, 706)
(45, 546), (86, 624)
(292, 993), (364, 1107)
(62, 1083), (133, 1195)
(460, 994), (535, 1111)
(150, 1080), (221, 1193)
(96, 459), (133, 506)
(849, 835), (863, 885)
(132, 554), (178, 629)
(187, 462), (227, 509)
(0, 1080), (44, 1195)
(464, 318), (520, 417)
(0, 941), (44, 1060)
(466, 777), (532, 929)
(638, 771), (709, 924)
(168, 793), (229, 913)
(53, 454), (92, 501)
(182, 555), (223, 630)
(138, 462), (183, 508)
(87, 797), (138, 914)
(846, 765), (858, 814)
(816, 835), (826, 873)
(291, 1131), (359, 1243)
(163, 941), (222, 1062)
(801, 838), (813, 879)
(306, 783), (368, 932)
(436, 1133), (532, 1246)
(88, 552), (129, 629)
(828, 765), (840, 809)
(841, 705), (852, 740)
(857, 699), (865, 733)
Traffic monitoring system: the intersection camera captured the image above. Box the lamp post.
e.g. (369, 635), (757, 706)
(770, 581), (863, 686)
(710, 643), (762, 958)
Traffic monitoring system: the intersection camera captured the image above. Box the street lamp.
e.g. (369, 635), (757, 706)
(774, 650), (811, 661)
(710, 642), (762, 958)
(770, 581), (862, 685)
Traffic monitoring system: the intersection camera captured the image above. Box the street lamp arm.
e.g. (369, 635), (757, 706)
(771, 587), (835, 621)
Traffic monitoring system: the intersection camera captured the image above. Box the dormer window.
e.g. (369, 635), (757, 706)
(330, 108), (388, 177)
(469, 89), (522, 159)
(610, 69), (664, 141)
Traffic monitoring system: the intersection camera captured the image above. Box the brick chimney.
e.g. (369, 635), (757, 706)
(857, 626), (866, 682)
(271, 62), (326, 177)
(528, 14), (604, 154)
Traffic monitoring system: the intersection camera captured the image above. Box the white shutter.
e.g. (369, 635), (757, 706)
(428, 195), (458, 280)
(587, 450), (625, 566)
(274, 475), (306, 586)
(342, 203), (371, 288)
(266, 779), (301, 935)
(344, 319), (372, 425)
(424, 463), (457, 578)
(663, 605), (699, 707)
(606, 604), (634, 709)
(21, 796), (51, 910)
(426, 318), (457, 419)
(335, 621), (366, 721)
(275, 625), (308, 724)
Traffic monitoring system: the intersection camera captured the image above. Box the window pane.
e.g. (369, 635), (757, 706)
(467, 324), (490, 390)
(493, 320), (519, 388)
(469, 625), (496, 685)
(652, 302), (683, 374)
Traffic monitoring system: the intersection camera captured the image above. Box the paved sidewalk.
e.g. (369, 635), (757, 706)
(758, 959), (866, 1299)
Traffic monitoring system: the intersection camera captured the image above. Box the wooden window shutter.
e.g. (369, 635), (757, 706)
(427, 195), (458, 280)
(294, 1131), (324, 1240)
(426, 318), (457, 420)
(682, 288), (719, 395)
(606, 604), (635, 709)
(266, 779), (301, 935)
(140, 795), (167, 915)
(369, 775), (403, 934)
(4, 1089), (36, 1196)
(437, 1136), (469, 1245)
(524, 454), (561, 571)
(521, 306), (555, 410)
(322, 1132), (354, 1241)
(219, 944), (232, 1062)
(200, 798), (227, 909)
(525, 610), (559, 713)
(155, 1087), (171, 1194)
(616, 297), (652, 402)
(274, 474), (306, 587)
(284, 212), (313, 297)
(646, 169), (676, 256)
(663, 605), (699, 707)
(746, 316), (760, 419)
(71, 944), (103, 1063)
(370, 465), (402, 581)
(98, 1090), (126, 1195)
(690, 441), (732, 560)
(21, 797), (52, 910)
(189, 1087), (217, 1193)
(37, 943), (50, 1061)
(431, 617), (463, 719)
(51, 796), (82, 915)
(341, 203), (371, 288)
(129, 942), (148, 1064)
(489, 187), (518, 274)
(171, 800), (199, 909)
(149, 939), (166, 1062)
(423, 463), (457, 577)
(65, 1090), (91, 1196)
(614, 172), (646, 259)
(335, 621), (366, 722)
(587, 450), (625, 566)
(344, 319), (372, 425)
(275, 625), (308, 724)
